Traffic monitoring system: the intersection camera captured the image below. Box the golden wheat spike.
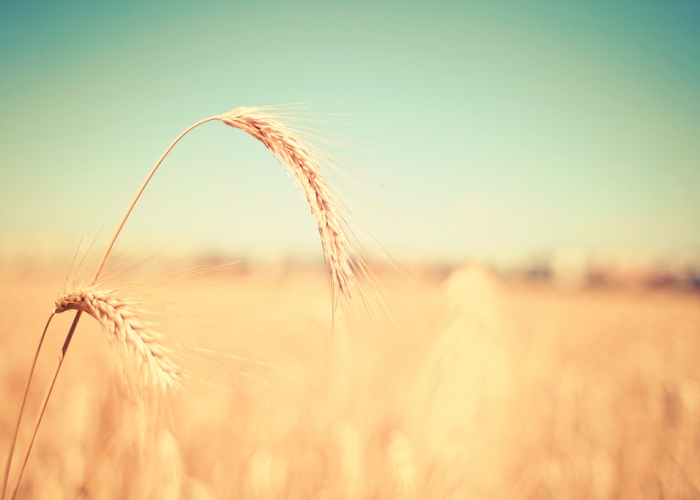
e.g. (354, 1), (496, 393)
(217, 106), (357, 299)
(55, 284), (180, 390)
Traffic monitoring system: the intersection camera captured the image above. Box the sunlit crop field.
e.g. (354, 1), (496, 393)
(1, 264), (699, 499)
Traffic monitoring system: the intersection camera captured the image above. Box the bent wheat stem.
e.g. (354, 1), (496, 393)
(91, 116), (219, 280)
(9, 105), (362, 497)
(5, 117), (217, 498)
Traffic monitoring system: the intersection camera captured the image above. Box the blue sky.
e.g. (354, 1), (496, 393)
(1, 1), (698, 263)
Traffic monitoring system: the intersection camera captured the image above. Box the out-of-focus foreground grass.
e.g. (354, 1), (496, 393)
(1, 264), (699, 499)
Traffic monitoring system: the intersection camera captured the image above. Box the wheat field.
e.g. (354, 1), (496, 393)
(1, 262), (698, 499)
(2, 2), (697, 497)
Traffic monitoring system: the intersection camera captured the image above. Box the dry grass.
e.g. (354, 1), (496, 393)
(1, 264), (699, 498)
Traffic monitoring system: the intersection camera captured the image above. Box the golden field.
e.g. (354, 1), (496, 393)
(1, 264), (699, 499)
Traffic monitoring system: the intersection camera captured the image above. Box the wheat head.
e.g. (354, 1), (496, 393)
(54, 284), (179, 390)
(217, 106), (358, 299)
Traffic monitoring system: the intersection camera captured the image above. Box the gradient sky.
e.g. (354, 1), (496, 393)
(1, 1), (698, 264)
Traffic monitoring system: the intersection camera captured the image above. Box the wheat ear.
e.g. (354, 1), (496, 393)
(8, 104), (359, 499)
(93, 106), (359, 300)
(218, 107), (357, 299)
(55, 284), (180, 390)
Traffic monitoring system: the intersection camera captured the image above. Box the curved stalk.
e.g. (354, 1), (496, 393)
(91, 116), (219, 280)
(7, 116), (219, 499)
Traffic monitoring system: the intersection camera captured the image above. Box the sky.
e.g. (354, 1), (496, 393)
(1, 1), (699, 265)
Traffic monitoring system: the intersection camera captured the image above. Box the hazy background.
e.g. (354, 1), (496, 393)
(1, 1), (698, 268)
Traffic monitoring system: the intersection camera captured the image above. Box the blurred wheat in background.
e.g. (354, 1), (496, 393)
(2, 259), (700, 498)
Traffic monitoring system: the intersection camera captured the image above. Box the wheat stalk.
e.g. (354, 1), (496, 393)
(92, 106), (361, 301)
(55, 284), (180, 390)
(5, 104), (365, 500)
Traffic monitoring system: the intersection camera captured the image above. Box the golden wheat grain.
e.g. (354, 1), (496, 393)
(217, 106), (358, 300)
(54, 283), (180, 390)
